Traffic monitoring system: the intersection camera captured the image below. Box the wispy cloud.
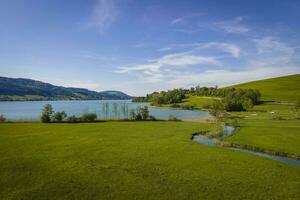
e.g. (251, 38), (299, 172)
(88, 0), (118, 33)
(158, 42), (241, 57)
(251, 37), (296, 67)
(115, 52), (219, 74)
(214, 17), (249, 34)
(171, 18), (184, 25)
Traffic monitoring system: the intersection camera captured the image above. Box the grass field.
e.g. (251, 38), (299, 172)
(178, 96), (220, 109)
(224, 119), (300, 157)
(0, 122), (299, 200)
(228, 74), (300, 102)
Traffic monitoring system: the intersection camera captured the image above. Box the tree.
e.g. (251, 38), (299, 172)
(41, 104), (53, 123)
(140, 106), (149, 120)
(52, 111), (67, 122)
(209, 100), (224, 117)
(242, 98), (254, 110)
(129, 109), (136, 120)
(81, 113), (97, 122)
(0, 114), (6, 122)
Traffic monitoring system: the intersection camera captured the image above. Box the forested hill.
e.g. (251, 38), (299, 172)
(0, 77), (132, 101)
(227, 74), (300, 102)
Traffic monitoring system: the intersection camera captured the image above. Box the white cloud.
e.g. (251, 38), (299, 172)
(115, 52), (220, 74)
(251, 37), (295, 67)
(158, 42), (241, 57)
(88, 0), (118, 33)
(214, 17), (249, 34)
(157, 53), (219, 66)
(202, 42), (240, 57)
(171, 18), (184, 25)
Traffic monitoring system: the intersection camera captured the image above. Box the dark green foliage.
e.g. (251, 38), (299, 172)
(128, 106), (150, 121)
(221, 89), (260, 111)
(137, 86), (260, 112)
(66, 115), (80, 123)
(0, 114), (6, 122)
(132, 96), (149, 102)
(52, 111), (67, 122)
(80, 113), (97, 122)
(149, 115), (157, 121)
(40, 104), (54, 123)
(140, 106), (149, 120)
(134, 89), (187, 105)
(209, 100), (224, 117)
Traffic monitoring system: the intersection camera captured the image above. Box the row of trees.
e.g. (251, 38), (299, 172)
(41, 104), (97, 123)
(133, 89), (186, 105)
(133, 86), (261, 112)
(40, 104), (153, 123)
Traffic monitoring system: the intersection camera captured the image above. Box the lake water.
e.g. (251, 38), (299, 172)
(0, 100), (210, 121)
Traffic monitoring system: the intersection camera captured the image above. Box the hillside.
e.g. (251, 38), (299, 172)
(228, 74), (300, 102)
(0, 77), (132, 101)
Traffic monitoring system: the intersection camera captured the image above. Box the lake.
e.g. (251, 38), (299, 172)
(0, 100), (210, 121)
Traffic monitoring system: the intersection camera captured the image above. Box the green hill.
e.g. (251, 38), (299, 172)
(228, 74), (300, 102)
(0, 77), (132, 101)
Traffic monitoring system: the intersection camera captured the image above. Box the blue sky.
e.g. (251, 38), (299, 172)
(0, 0), (300, 95)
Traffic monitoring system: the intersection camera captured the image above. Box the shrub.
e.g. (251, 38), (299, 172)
(129, 109), (136, 120)
(135, 113), (143, 121)
(67, 115), (80, 123)
(0, 114), (6, 122)
(52, 111), (67, 122)
(168, 115), (181, 121)
(40, 104), (53, 123)
(209, 100), (224, 117)
(81, 113), (97, 122)
(140, 106), (149, 120)
(149, 115), (157, 121)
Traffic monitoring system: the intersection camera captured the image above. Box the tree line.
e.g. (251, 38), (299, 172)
(132, 86), (261, 112)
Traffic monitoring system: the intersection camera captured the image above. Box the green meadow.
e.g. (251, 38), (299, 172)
(0, 122), (299, 200)
(228, 74), (300, 102)
(1, 74), (300, 199)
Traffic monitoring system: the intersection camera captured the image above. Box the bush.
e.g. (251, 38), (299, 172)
(67, 115), (80, 123)
(140, 106), (149, 120)
(40, 104), (53, 123)
(0, 114), (6, 122)
(135, 113), (143, 121)
(149, 115), (157, 121)
(168, 115), (181, 121)
(52, 111), (67, 122)
(80, 113), (97, 122)
(209, 100), (224, 117)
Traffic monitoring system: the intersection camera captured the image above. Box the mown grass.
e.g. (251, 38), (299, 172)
(224, 119), (300, 157)
(227, 73), (300, 102)
(0, 122), (299, 200)
(179, 96), (220, 109)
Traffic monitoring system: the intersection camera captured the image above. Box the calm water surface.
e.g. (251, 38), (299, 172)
(0, 100), (210, 121)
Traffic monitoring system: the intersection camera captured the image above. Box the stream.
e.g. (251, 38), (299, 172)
(192, 126), (300, 167)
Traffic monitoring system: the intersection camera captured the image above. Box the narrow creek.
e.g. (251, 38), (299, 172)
(192, 126), (300, 167)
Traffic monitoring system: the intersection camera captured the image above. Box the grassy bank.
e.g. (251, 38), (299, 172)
(0, 122), (299, 200)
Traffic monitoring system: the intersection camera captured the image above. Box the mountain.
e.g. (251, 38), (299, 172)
(0, 77), (132, 101)
(228, 74), (300, 102)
